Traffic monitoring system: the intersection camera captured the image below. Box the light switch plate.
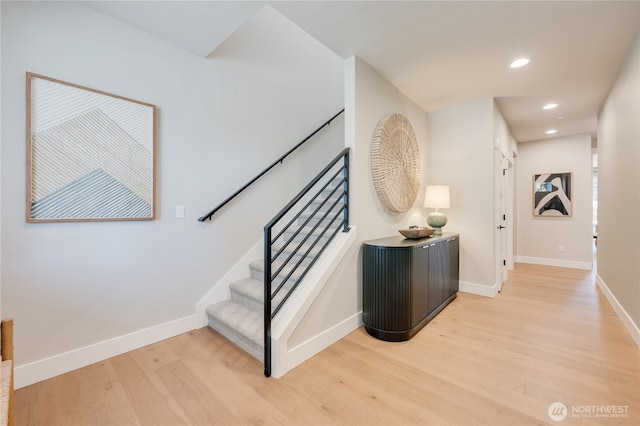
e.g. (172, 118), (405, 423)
(176, 205), (185, 218)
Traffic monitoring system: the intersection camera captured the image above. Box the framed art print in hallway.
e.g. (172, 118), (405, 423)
(533, 172), (572, 217)
(26, 72), (156, 223)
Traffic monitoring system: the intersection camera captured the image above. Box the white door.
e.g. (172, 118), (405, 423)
(497, 151), (509, 292)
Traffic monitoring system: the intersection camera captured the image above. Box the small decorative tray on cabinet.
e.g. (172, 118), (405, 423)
(398, 227), (434, 239)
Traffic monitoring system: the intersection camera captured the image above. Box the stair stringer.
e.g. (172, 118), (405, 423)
(270, 226), (359, 378)
(195, 239), (263, 327)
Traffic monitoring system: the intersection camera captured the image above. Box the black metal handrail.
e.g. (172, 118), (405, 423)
(198, 109), (345, 222)
(263, 147), (350, 377)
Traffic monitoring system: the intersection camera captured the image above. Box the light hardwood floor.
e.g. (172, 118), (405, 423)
(15, 262), (640, 425)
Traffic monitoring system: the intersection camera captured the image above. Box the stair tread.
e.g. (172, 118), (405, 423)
(276, 239), (331, 259)
(206, 300), (262, 345)
(298, 205), (343, 219)
(230, 277), (263, 300)
(250, 258), (306, 283)
(283, 224), (338, 240)
(231, 271), (299, 303)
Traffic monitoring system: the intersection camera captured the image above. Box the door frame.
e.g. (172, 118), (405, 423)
(495, 147), (515, 293)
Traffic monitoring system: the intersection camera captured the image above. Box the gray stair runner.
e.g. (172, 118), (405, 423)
(206, 177), (345, 362)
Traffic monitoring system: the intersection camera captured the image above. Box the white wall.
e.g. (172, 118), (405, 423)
(287, 57), (431, 346)
(597, 31), (640, 341)
(493, 102), (518, 161)
(515, 134), (593, 269)
(427, 98), (498, 295)
(349, 57), (431, 239)
(1, 1), (344, 383)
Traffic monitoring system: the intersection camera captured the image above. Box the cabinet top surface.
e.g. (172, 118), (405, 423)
(363, 232), (459, 248)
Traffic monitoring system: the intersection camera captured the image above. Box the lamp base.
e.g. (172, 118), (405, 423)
(427, 211), (447, 236)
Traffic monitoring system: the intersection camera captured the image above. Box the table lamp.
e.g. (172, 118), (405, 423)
(424, 185), (450, 236)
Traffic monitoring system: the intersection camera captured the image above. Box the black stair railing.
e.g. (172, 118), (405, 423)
(263, 147), (350, 377)
(198, 109), (345, 222)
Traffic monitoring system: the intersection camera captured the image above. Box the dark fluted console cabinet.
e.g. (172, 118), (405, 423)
(363, 233), (459, 341)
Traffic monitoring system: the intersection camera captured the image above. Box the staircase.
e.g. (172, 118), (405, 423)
(205, 175), (346, 364)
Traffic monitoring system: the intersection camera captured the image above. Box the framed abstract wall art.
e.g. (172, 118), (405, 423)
(26, 73), (156, 222)
(533, 172), (572, 217)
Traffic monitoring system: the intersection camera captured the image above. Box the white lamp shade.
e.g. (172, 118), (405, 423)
(424, 185), (450, 209)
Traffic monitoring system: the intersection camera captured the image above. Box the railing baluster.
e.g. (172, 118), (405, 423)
(343, 150), (350, 233)
(270, 184), (343, 280)
(271, 172), (345, 262)
(271, 208), (344, 316)
(263, 148), (350, 377)
(263, 226), (272, 378)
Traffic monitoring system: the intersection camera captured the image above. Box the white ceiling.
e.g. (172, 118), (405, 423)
(83, 1), (640, 143)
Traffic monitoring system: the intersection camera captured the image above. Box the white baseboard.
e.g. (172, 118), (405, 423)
(596, 274), (640, 349)
(459, 280), (497, 298)
(515, 255), (592, 270)
(14, 314), (196, 389)
(272, 311), (362, 379)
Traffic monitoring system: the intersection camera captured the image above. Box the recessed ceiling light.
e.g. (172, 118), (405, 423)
(557, 116), (565, 119)
(545, 129), (558, 135)
(543, 103), (558, 110)
(510, 58), (530, 68)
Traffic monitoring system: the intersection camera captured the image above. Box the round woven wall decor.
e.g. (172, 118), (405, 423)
(370, 113), (421, 213)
